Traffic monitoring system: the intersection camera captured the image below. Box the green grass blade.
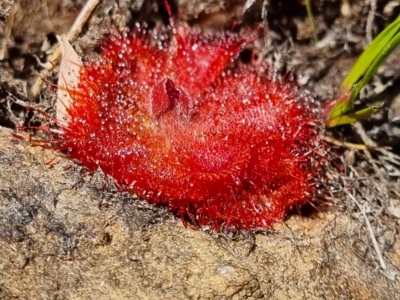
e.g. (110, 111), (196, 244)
(326, 15), (400, 127)
(341, 15), (400, 91)
(326, 91), (352, 121)
(305, 0), (318, 43)
(326, 105), (382, 128)
(350, 30), (400, 101)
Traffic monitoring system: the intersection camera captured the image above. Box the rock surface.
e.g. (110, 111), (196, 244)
(0, 126), (399, 299)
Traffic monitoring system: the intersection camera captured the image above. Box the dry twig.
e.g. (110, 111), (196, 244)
(366, 0), (377, 43)
(324, 135), (370, 151)
(346, 190), (386, 270)
(353, 122), (387, 182)
(29, 0), (101, 99)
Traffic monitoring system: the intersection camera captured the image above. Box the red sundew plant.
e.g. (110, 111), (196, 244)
(38, 15), (326, 231)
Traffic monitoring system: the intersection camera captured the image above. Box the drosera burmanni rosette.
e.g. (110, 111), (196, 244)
(41, 15), (326, 231)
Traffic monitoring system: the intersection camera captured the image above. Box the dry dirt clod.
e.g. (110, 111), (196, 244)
(0, 0), (14, 21)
